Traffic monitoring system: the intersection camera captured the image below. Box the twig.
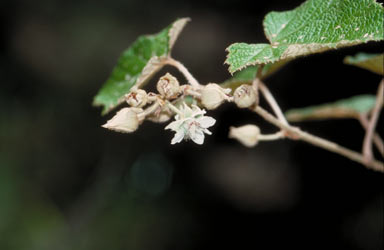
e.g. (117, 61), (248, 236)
(254, 106), (384, 172)
(259, 131), (285, 141)
(166, 101), (183, 116)
(358, 114), (384, 156)
(141, 101), (160, 117)
(258, 81), (289, 125)
(362, 80), (384, 162)
(165, 57), (201, 88)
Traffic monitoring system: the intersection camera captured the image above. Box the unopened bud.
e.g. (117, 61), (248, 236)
(157, 73), (180, 99)
(201, 83), (230, 110)
(233, 84), (258, 108)
(102, 107), (143, 133)
(147, 111), (172, 123)
(229, 124), (260, 147)
(125, 89), (147, 108)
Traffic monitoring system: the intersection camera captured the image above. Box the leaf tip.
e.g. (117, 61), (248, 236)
(168, 17), (191, 51)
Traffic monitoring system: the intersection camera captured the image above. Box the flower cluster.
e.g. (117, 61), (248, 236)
(103, 72), (261, 145)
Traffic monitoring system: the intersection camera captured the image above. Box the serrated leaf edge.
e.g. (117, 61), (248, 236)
(168, 18), (191, 53)
(226, 39), (381, 74)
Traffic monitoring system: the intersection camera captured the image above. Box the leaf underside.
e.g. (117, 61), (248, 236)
(220, 59), (291, 91)
(285, 95), (377, 122)
(226, 0), (384, 73)
(93, 18), (190, 114)
(344, 53), (384, 75)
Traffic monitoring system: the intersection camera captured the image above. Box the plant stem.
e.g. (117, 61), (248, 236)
(165, 58), (201, 88)
(259, 131), (285, 141)
(358, 114), (384, 156)
(258, 81), (289, 125)
(254, 106), (384, 172)
(142, 101), (160, 117)
(166, 101), (183, 116)
(362, 80), (384, 162)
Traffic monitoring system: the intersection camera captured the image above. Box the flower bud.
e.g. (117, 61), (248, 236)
(229, 124), (260, 147)
(201, 83), (230, 110)
(157, 73), (180, 99)
(147, 105), (173, 123)
(147, 111), (172, 123)
(125, 89), (147, 108)
(102, 108), (143, 133)
(233, 84), (258, 108)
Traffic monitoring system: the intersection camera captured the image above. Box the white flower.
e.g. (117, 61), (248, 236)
(165, 103), (216, 145)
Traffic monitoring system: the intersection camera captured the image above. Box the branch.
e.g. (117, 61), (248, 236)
(165, 58), (201, 88)
(362, 79), (384, 162)
(258, 81), (289, 125)
(358, 114), (384, 156)
(254, 106), (384, 172)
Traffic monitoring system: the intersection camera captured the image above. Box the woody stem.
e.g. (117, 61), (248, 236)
(165, 58), (201, 88)
(253, 106), (384, 172)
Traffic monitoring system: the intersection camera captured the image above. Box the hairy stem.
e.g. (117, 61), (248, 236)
(362, 80), (384, 161)
(166, 101), (183, 116)
(165, 58), (200, 88)
(258, 81), (289, 125)
(254, 106), (384, 172)
(358, 114), (384, 156)
(142, 101), (160, 117)
(259, 131), (285, 141)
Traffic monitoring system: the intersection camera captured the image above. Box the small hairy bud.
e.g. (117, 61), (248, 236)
(229, 124), (260, 147)
(147, 112), (172, 123)
(147, 107), (173, 123)
(201, 83), (230, 110)
(102, 108), (143, 133)
(125, 89), (147, 108)
(233, 84), (258, 108)
(157, 73), (180, 99)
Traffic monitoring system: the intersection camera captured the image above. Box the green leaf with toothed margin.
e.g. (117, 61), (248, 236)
(344, 53), (384, 75)
(93, 18), (190, 115)
(285, 95), (377, 122)
(226, 0), (384, 74)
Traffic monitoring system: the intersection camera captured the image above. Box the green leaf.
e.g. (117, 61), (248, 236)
(93, 18), (190, 114)
(285, 95), (377, 122)
(220, 59), (290, 90)
(226, 0), (384, 73)
(344, 52), (384, 75)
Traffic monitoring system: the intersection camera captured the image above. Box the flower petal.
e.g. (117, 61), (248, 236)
(197, 116), (216, 128)
(171, 129), (185, 144)
(182, 103), (193, 118)
(165, 119), (183, 131)
(191, 105), (206, 117)
(203, 128), (212, 135)
(191, 129), (205, 145)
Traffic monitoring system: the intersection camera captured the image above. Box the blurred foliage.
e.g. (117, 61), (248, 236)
(344, 53), (384, 75)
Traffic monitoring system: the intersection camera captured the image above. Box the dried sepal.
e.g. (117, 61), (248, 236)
(125, 89), (148, 108)
(157, 73), (180, 99)
(147, 105), (173, 123)
(233, 84), (258, 108)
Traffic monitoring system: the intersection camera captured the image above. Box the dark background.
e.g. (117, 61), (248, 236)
(0, 0), (383, 249)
